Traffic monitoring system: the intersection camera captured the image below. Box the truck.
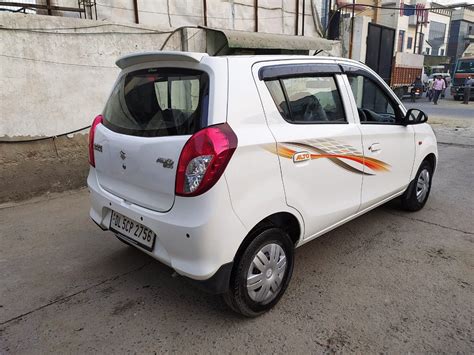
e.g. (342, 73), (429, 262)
(390, 52), (425, 99)
(451, 43), (474, 101)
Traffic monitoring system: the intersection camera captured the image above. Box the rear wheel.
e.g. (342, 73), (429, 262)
(401, 160), (433, 211)
(223, 228), (294, 317)
(454, 95), (460, 101)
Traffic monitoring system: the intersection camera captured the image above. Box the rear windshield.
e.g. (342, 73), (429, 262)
(103, 68), (209, 137)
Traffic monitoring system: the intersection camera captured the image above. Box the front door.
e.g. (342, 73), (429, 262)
(344, 71), (415, 209)
(255, 62), (365, 239)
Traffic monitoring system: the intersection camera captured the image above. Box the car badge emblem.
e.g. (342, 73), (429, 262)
(156, 157), (174, 169)
(120, 150), (126, 160)
(293, 151), (311, 163)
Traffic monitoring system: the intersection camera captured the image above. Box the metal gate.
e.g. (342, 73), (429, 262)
(365, 23), (395, 85)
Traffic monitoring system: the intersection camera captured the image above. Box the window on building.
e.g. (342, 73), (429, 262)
(398, 30), (405, 52)
(440, 49), (445, 56)
(407, 37), (413, 49)
(426, 47), (430, 55)
(428, 21), (446, 56)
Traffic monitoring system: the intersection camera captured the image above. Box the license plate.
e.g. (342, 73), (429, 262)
(110, 211), (156, 251)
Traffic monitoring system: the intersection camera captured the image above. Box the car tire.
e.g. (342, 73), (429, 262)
(401, 160), (433, 212)
(454, 95), (460, 101)
(223, 228), (294, 317)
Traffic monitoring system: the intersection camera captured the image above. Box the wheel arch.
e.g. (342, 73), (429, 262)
(424, 153), (437, 172)
(232, 211), (302, 268)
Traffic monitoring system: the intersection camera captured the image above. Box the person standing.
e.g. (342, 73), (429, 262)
(427, 79), (434, 101)
(462, 76), (473, 104)
(432, 75), (446, 105)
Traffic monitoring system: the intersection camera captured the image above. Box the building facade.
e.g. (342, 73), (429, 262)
(425, 2), (452, 57)
(447, 4), (474, 68)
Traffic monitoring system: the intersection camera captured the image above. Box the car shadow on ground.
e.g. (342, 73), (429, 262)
(94, 197), (409, 320)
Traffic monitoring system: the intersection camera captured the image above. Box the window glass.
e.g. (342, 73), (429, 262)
(347, 74), (400, 124)
(456, 59), (474, 73)
(103, 68), (209, 137)
(266, 76), (345, 123)
(265, 80), (290, 118)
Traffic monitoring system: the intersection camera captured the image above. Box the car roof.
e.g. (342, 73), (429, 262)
(116, 51), (358, 69)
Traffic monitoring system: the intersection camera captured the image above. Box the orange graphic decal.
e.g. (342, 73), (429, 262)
(265, 139), (391, 175)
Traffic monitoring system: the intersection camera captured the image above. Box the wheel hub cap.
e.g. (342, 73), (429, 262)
(246, 243), (287, 304)
(416, 169), (430, 203)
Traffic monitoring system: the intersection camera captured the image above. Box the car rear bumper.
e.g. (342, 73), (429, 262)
(87, 168), (247, 292)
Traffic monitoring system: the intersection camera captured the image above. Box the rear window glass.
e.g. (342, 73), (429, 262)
(103, 68), (209, 137)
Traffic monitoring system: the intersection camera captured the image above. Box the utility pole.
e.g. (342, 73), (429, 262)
(349, 0), (355, 58)
(413, 17), (418, 54)
(374, 0), (379, 23)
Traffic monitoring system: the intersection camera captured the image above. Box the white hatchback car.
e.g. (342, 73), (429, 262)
(88, 52), (437, 317)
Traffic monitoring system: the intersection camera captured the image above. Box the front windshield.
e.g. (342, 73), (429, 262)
(456, 60), (474, 73)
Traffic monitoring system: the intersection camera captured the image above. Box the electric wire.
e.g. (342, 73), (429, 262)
(0, 125), (91, 143)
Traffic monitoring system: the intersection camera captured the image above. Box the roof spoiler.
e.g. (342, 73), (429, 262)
(116, 51), (208, 69)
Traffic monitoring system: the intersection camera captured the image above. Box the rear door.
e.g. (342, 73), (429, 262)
(255, 61), (364, 239)
(93, 66), (210, 212)
(342, 66), (415, 209)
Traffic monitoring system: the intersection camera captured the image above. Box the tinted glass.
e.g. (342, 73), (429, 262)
(348, 74), (400, 124)
(266, 76), (345, 123)
(103, 68), (209, 137)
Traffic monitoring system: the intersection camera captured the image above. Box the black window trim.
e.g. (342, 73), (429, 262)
(264, 72), (349, 125)
(341, 64), (405, 125)
(259, 63), (342, 81)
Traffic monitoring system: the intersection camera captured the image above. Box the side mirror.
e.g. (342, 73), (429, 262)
(404, 108), (428, 125)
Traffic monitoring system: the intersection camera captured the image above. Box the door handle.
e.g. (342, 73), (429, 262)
(368, 143), (381, 152)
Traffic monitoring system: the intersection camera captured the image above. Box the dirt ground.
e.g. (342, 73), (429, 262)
(1, 135), (473, 353)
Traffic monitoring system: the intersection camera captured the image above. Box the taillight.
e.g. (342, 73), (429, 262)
(88, 115), (103, 167)
(176, 123), (238, 197)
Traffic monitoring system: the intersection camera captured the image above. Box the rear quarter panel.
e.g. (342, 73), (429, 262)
(224, 58), (305, 240)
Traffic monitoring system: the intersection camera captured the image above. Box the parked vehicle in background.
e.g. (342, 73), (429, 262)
(427, 73), (451, 87)
(88, 52), (438, 317)
(390, 52), (425, 99)
(451, 56), (474, 100)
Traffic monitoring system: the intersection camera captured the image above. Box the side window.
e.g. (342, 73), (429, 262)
(347, 74), (401, 124)
(265, 76), (346, 123)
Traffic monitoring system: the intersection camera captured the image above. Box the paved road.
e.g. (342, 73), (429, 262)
(404, 96), (474, 146)
(404, 97), (474, 121)
(1, 145), (473, 353)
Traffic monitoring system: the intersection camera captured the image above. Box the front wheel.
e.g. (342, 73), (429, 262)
(223, 228), (294, 317)
(401, 161), (433, 211)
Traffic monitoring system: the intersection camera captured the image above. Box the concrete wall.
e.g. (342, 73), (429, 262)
(0, 13), (179, 202)
(350, 15), (371, 61)
(0, 13), (176, 138)
(35, 0), (328, 36)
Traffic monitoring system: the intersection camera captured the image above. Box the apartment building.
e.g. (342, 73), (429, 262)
(447, 4), (474, 67)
